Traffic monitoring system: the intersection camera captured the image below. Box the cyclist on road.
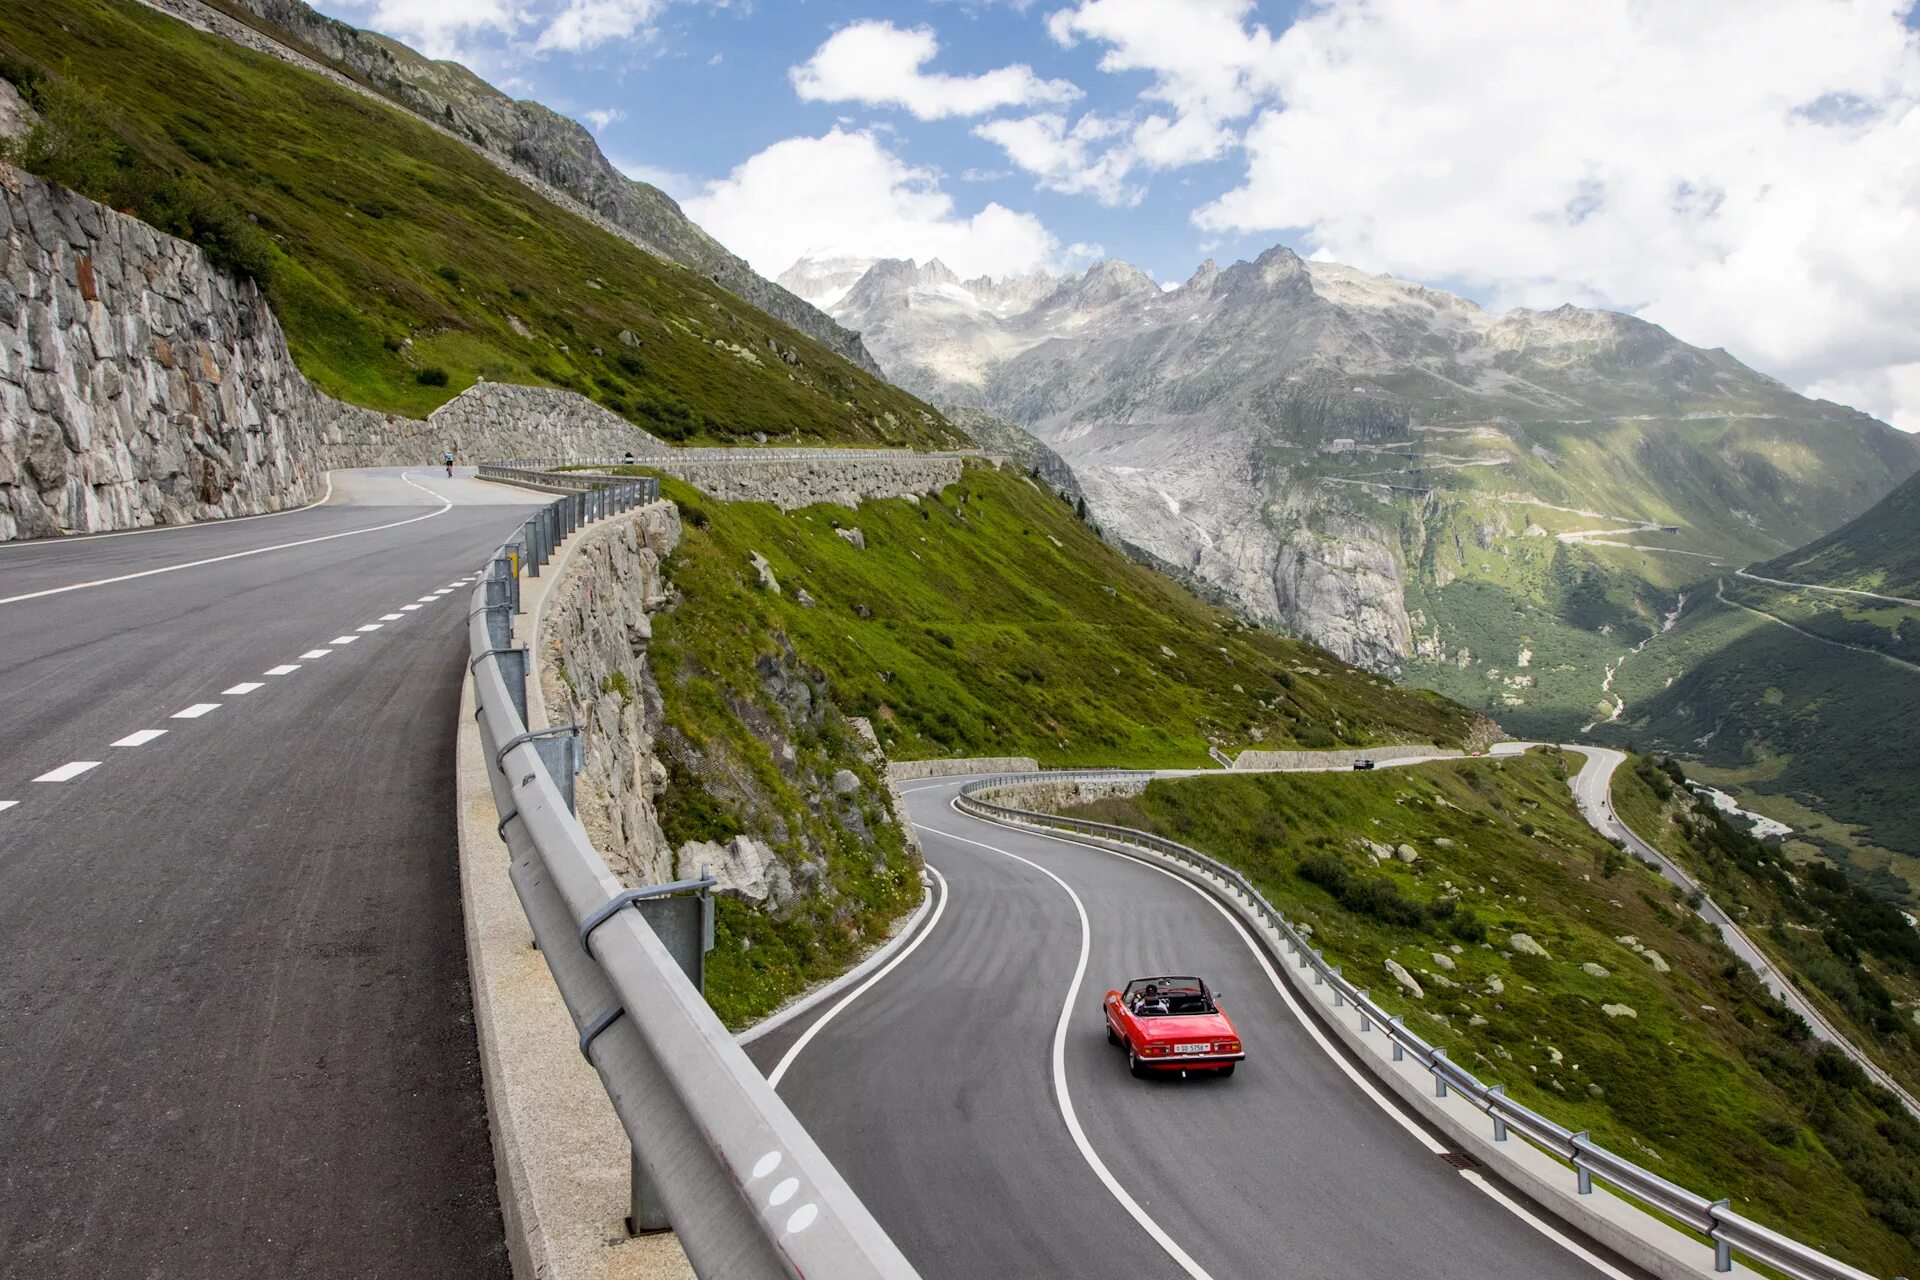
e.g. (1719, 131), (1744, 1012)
(443, 448), (455, 478)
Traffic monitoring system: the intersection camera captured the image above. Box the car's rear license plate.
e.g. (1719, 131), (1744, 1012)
(1175, 1043), (1211, 1054)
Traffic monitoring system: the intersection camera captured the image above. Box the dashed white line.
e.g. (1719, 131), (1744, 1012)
(431, 589), (454, 596)
(35, 761), (101, 782)
(416, 596), (439, 603)
(223, 682), (265, 695)
(379, 613), (404, 621)
(767, 866), (951, 1089)
(299, 649), (333, 659)
(0, 800), (17, 812)
(265, 664), (301, 676)
(330, 636), (360, 645)
(111, 729), (168, 747)
(172, 703), (221, 719)
(356, 623), (384, 632)
(400, 604), (422, 612)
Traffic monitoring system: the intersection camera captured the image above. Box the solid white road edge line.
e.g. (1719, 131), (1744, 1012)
(0, 472), (450, 606)
(962, 810), (1636, 1280)
(0, 470), (336, 554)
(0, 801), (17, 812)
(766, 866), (951, 1088)
(915, 822), (1218, 1280)
(739, 868), (943, 1049)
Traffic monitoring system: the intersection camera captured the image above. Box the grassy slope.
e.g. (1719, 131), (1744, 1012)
(646, 464), (1480, 770)
(1605, 588), (1920, 892)
(1, 0), (959, 447)
(1063, 755), (1920, 1274)
(1754, 468), (1920, 598)
(1612, 756), (1920, 1100)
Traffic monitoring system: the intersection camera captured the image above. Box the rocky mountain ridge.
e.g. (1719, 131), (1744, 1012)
(803, 249), (1920, 689)
(183, 0), (877, 372)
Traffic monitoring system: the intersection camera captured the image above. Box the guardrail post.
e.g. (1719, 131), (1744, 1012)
(1390, 1015), (1406, 1061)
(480, 647), (530, 724)
(1433, 1048), (1449, 1098)
(1488, 1085), (1509, 1141)
(1572, 1133), (1593, 1194)
(1709, 1201), (1732, 1272)
(1330, 966), (1343, 1004)
(1358, 991), (1372, 1032)
(1312, 950), (1324, 984)
(530, 728), (584, 813)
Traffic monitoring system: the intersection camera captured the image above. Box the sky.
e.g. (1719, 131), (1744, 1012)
(312, 0), (1920, 431)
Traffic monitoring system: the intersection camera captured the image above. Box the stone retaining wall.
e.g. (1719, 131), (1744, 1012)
(1231, 744), (1460, 770)
(888, 756), (1042, 781)
(652, 455), (969, 510)
(1, 164), (667, 540)
(972, 776), (1150, 811)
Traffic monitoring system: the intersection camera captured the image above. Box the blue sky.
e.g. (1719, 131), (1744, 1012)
(314, 1), (1920, 430)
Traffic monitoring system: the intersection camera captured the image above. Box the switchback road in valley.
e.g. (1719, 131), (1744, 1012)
(746, 775), (1651, 1280)
(0, 470), (536, 1278)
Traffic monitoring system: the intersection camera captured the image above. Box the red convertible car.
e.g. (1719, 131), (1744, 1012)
(1103, 976), (1244, 1078)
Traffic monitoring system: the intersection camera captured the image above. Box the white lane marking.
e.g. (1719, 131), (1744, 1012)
(111, 729), (168, 747)
(299, 649), (332, 659)
(0, 472), (336, 554)
(965, 813), (1636, 1280)
(265, 664), (301, 676)
(379, 613), (404, 621)
(223, 682), (265, 695)
(172, 703), (220, 719)
(0, 473), (450, 606)
(356, 623), (383, 632)
(0, 800), (17, 812)
(416, 596), (439, 603)
(915, 823), (1218, 1280)
(767, 866), (951, 1089)
(35, 761), (101, 782)
(400, 604), (422, 612)
(330, 635), (359, 645)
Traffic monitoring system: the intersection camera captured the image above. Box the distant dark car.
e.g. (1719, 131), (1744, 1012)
(1353, 759), (1376, 771)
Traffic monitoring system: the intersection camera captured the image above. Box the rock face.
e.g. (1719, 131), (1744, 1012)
(535, 501), (681, 884)
(648, 454), (969, 511)
(815, 251), (1920, 674)
(146, 0), (877, 372)
(0, 166), (658, 540)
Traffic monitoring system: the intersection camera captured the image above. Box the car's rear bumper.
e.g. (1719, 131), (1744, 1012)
(1139, 1051), (1245, 1070)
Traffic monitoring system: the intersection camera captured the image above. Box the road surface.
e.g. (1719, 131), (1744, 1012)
(746, 776), (1648, 1280)
(0, 470), (535, 1278)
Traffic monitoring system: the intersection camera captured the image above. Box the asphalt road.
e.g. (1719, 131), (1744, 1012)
(0, 470), (536, 1278)
(748, 777), (1651, 1280)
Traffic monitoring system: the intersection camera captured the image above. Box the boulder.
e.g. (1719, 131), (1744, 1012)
(1395, 843), (1418, 863)
(1385, 958), (1424, 999)
(1602, 1004), (1638, 1019)
(1580, 962), (1611, 979)
(748, 551), (780, 593)
(834, 526), (867, 550)
(1508, 932), (1550, 957)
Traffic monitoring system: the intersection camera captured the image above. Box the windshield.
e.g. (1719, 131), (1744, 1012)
(1122, 977), (1213, 1016)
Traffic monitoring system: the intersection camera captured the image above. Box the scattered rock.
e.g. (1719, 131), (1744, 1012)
(831, 769), (861, 796)
(1433, 837), (1455, 848)
(1395, 843), (1419, 863)
(853, 603), (873, 619)
(1602, 1004), (1638, 1019)
(1430, 952), (1456, 971)
(1580, 962), (1611, 979)
(835, 526), (867, 550)
(748, 551), (780, 593)
(677, 835), (794, 908)
(1385, 958), (1425, 1000)
(1508, 933), (1550, 957)
(1641, 949), (1671, 974)
(795, 587), (816, 608)
(1485, 976), (1505, 995)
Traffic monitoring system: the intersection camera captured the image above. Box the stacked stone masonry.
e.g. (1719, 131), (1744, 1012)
(2, 164), (671, 541)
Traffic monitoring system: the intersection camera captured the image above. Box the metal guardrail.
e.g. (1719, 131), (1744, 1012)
(466, 477), (921, 1280)
(490, 448), (986, 470)
(954, 771), (1883, 1280)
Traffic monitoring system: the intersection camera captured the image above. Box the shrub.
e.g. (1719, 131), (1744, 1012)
(414, 366), (449, 387)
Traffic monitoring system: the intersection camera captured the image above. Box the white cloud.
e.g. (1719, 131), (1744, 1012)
(611, 156), (701, 202)
(681, 127), (1080, 279)
(581, 107), (625, 131)
(1173, 0), (1920, 430)
(535, 0), (664, 51)
(323, 0), (522, 59)
(791, 20), (1081, 120)
(974, 113), (1142, 205)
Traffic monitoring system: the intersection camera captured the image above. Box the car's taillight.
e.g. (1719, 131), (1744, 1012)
(1216, 1041), (1240, 1053)
(1143, 1044), (1170, 1056)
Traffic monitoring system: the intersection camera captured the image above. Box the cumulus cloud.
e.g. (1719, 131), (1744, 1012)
(791, 20), (1081, 120)
(1180, 0), (1920, 428)
(535, 0), (664, 51)
(973, 113), (1141, 205)
(580, 107), (624, 131)
(322, 0), (522, 59)
(681, 127), (1085, 280)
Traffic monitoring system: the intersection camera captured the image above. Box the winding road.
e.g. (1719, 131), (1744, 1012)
(745, 771), (1650, 1280)
(0, 470), (534, 1278)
